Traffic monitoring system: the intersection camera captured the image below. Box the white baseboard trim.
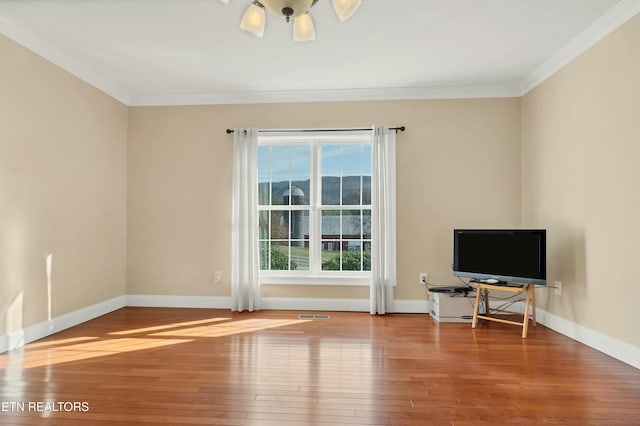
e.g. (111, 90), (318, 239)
(2, 294), (636, 370)
(535, 308), (640, 370)
(261, 297), (430, 314)
(0, 295), (126, 354)
(486, 300), (639, 369)
(124, 295), (430, 314)
(261, 297), (368, 312)
(394, 299), (430, 314)
(126, 294), (232, 309)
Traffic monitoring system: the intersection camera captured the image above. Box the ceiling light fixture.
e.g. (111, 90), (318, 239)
(220, 0), (362, 42)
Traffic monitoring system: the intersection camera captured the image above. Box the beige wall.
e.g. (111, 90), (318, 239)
(127, 99), (522, 302)
(2, 8), (637, 350)
(521, 14), (640, 346)
(0, 34), (128, 334)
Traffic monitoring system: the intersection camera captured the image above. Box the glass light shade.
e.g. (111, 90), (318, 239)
(293, 13), (315, 42)
(240, 3), (266, 37)
(331, 0), (361, 21)
(261, 0), (314, 20)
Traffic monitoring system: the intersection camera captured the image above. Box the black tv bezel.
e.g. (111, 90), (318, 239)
(453, 229), (547, 286)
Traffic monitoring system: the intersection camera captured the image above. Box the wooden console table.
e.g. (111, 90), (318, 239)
(471, 283), (536, 338)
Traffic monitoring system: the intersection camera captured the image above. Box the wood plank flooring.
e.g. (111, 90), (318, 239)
(1, 308), (639, 425)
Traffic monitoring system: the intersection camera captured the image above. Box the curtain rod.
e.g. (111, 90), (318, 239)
(225, 126), (405, 134)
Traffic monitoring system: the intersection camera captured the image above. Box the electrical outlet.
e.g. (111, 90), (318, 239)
(554, 281), (562, 295)
(419, 272), (428, 285)
(213, 271), (222, 283)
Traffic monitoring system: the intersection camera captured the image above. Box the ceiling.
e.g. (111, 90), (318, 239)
(0, 0), (636, 105)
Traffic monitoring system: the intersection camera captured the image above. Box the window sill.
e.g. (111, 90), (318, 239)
(260, 273), (372, 286)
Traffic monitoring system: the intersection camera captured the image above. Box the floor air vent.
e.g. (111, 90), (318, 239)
(298, 314), (330, 320)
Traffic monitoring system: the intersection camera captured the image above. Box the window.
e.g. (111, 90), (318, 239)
(258, 134), (372, 285)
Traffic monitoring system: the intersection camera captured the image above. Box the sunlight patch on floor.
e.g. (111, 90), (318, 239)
(0, 338), (192, 369)
(25, 336), (100, 349)
(150, 318), (311, 338)
(0, 316), (317, 370)
(109, 317), (231, 335)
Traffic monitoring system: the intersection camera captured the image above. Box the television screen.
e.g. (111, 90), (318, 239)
(453, 229), (547, 285)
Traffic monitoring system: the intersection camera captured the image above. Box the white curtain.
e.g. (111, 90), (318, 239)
(370, 125), (397, 315)
(231, 128), (261, 312)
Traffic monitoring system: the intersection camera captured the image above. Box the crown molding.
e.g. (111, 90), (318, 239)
(0, 15), (131, 105)
(128, 84), (521, 106)
(519, 0), (640, 95)
(2, 1), (637, 106)
(0, 12), (519, 107)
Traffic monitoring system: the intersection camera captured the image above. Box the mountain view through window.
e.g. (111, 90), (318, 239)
(258, 140), (372, 274)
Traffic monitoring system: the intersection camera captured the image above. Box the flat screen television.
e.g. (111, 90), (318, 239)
(453, 229), (547, 285)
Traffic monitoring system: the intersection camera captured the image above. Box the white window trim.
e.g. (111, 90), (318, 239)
(258, 133), (373, 286)
(260, 272), (372, 286)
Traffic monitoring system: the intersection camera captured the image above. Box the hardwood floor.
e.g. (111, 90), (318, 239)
(1, 308), (639, 425)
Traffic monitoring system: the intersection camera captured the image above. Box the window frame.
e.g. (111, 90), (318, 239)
(258, 132), (373, 286)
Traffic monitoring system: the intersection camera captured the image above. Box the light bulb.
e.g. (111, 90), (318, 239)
(293, 13), (315, 42)
(331, 0), (361, 21)
(240, 2), (266, 37)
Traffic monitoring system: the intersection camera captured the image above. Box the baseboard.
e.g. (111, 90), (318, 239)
(486, 300), (639, 369)
(0, 295), (126, 354)
(126, 294), (232, 309)
(393, 299), (430, 314)
(2, 294), (636, 370)
(124, 295), (429, 314)
(261, 297), (430, 314)
(261, 297), (368, 312)
(535, 308), (640, 370)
